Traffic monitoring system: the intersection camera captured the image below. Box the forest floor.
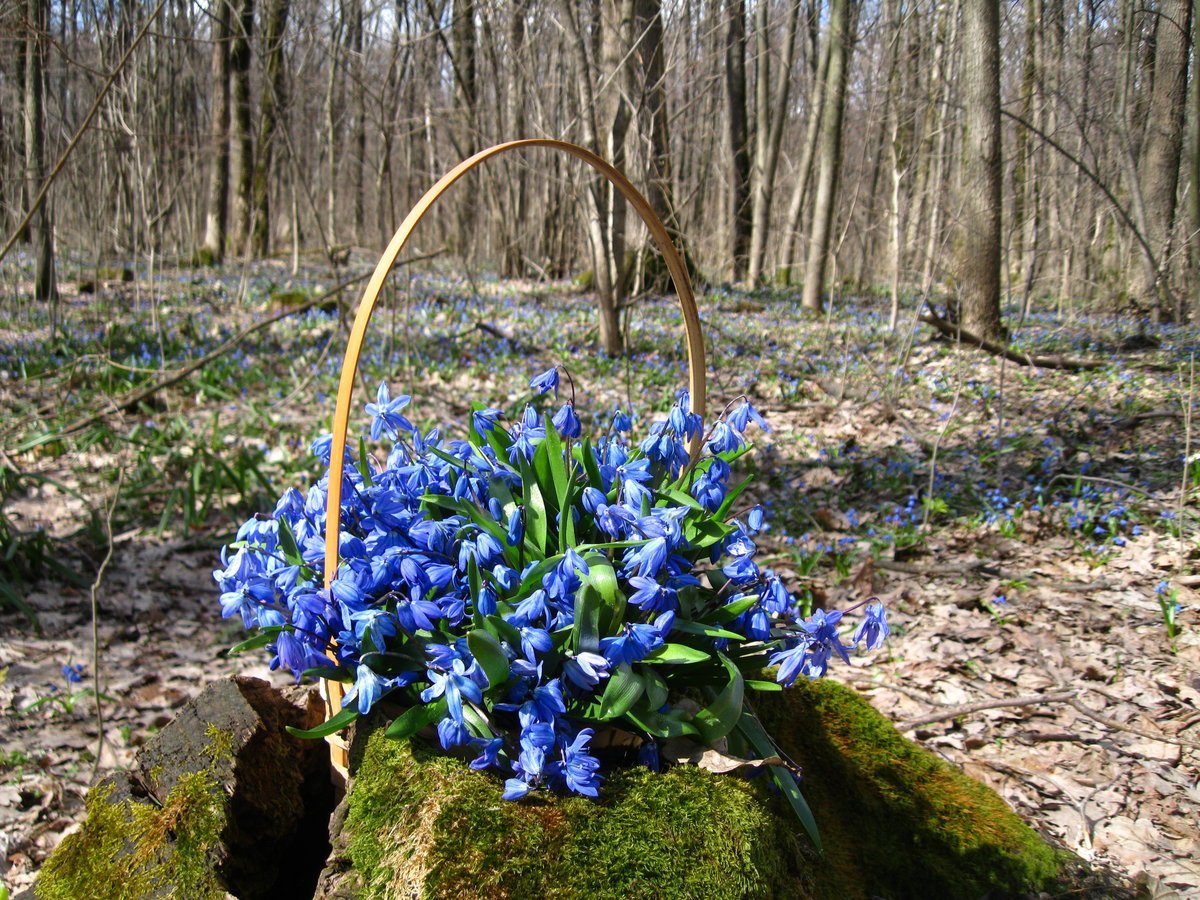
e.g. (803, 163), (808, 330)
(0, 259), (1197, 897)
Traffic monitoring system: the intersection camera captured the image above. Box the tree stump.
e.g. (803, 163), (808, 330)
(36, 677), (1119, 899)
(33, 676), (335, 900)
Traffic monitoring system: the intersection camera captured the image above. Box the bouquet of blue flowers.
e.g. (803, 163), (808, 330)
(215, 366), (888, 842)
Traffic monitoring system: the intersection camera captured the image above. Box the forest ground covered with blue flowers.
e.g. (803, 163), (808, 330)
(0, 257), (1197, 896)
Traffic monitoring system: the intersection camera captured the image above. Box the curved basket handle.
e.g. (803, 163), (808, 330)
(321, 139), (706, 765)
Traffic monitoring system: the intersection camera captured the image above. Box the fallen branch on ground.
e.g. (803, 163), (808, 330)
(10, 271), (372, 451)
(919, 310), (1107, 371)
(897, 689), (1080, 730)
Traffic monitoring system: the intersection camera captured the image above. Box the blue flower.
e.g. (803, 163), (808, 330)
(343, 664), (393, 715)
(553, 403), (582, 438)
(472, 407), (503, 434)
(851, 601), (889, 651)
(563, 651), (609, 689)
(365, 382), (414, 440)
(421, 658), (483, 724)
(529, 367), (560, 397)
(557, 729), (602, 797)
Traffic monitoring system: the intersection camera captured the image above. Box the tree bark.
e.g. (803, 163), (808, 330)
(251, 0), (289, 257)
(453, 0), (478, 257)
(956, 0), (1002, 340)
(779, 0), (828, 284)
(25, 0), (56, 311)
(1132, 0), (1191, 320)
(229, 0), (254, 256)
(800, 0), (851, 312)
(748, 0), (801, 285)
(202, 0), (231, 263)
(724, 0), (750, 282)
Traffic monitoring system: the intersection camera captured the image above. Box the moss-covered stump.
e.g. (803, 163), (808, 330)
(319, 680), (1070, 900)
(760, 678), (1062, 898)
(35, 676), (335, 900)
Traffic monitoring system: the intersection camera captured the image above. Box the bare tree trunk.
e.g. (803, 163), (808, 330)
(325, 9), (343, 249)
(251, 0), (289, 257)
(561, 0), (631, 355)
(1190, 0), (1200, 317)
(347, 0), (365, 244)
(748, 0), (800, 285)
(501, 0), (529, 276)
(1132, 0), (1192, 320)
(229, 0), (254, 256)
(25, 0), (56, 313)
(779, 0), (828, 283)
(202, 0), (231, 263)
(724, 0), (750, 281)
(453, 0), (477, 257)
(801, 0), (851, 312)
(957, 0), (1002, 340)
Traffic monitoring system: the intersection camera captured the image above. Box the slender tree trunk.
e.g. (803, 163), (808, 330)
(251, 0), (289, 257)
(1189, 0), (1200, 317)
(25, 0), (56, 312)
(1133, 0), (1192, 320)
(453, 0), (477, 257)
(779, 2), (829, 283)
(801, 0), (851, 312)
(956, 0), (1002, 340)
(202, 0), (231, 263)
(748, 0), (800, 284)
(229, 0), (254, 256)
(724, 0), (750, 281)
(348, 0), (365, 244)
(501, 0), (529, 276)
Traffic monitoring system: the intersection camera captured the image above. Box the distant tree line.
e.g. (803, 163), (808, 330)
(2, 0), (1196, 348)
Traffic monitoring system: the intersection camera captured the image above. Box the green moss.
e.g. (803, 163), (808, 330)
(755, 678), (1064, 899)
(342, 683), (1069, 899)
(202, 724), (235, 766)
(36, 773), (226, 900)
(343, 730), (807, 899)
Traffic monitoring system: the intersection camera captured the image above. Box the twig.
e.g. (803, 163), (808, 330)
(0, 0), (170, 265)
(10, 271), (372, 451)
(920, 309), (1108, 370)
(1069, 697), (1200, 752)
(873, 557), (1112, 593)
(89, 469), (122, 781)
(898, 689), (1079, 730)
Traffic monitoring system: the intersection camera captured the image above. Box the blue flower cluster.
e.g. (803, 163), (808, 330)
(215, 367), (887, 803)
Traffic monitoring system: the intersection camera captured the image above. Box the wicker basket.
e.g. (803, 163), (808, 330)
(319, 139), (707, 772)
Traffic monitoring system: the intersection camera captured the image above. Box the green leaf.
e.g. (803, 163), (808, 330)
(358, 436), (374, 486)
(525, 480), (549, 554)
(467, 629), (510, 689)
(578, 555), (623, 637)
(572, 582), (601, 654)
(708, 596), (757, 624)
(286, 705), (358, 739)
(599, 664), (644, 720)
(770, 763), (822, 850)
(745, 679), (783, 692)
(693, 653), (745, 743)
(736, 711), (821, 849)
(542, 414), (569, 509)
(575, 438), (604, 489)
(300, 665), (354, 683)
(385, 697), (448, 741)
(671, 620), (746, 641)
(643, 643), (713, 665)
(643, 668), (669, 710)
(226, 627), (282, 655)
(486, 615), (523, 650)
(277, 516), (303, 567)
(625, 708), (700, 739)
